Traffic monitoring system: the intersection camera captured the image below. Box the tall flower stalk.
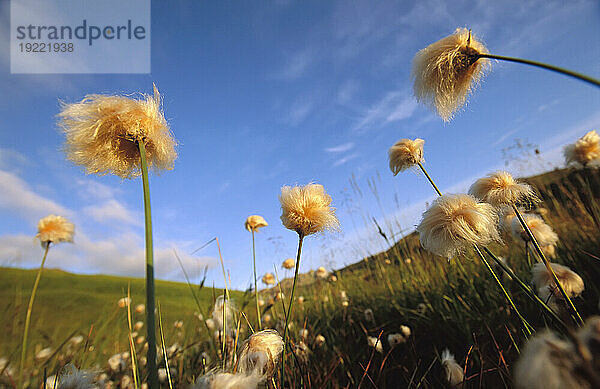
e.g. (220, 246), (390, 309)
(58, 85), (177, 388)
(278, 183), (339, 386)
(245, 215), (268, 330)
(468, 171), (584, 326)
(19, 215), (74, 389)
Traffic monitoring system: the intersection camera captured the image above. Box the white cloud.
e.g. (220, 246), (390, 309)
(271, 48), (314, 80)
(353, 92), (417, 132)
(286, 99), (313, 126)
(0, 230), (216, 282)
(76, 179), (119, 200)
(325, 142), (354, 153)
(0, 169), (71, 221)
(336, 80), (359, 104)
(83, 199), (141, 226)
(333, 153), (359, 167)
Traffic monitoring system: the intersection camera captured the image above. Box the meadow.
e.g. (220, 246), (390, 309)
(1, 166), (599, 388)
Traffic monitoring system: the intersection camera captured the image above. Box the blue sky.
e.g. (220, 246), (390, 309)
(0, 0), (599, 290)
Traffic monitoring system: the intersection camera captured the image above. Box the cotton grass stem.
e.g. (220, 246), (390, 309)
(477, 53), (600, 88)
(252, 231), (261, 330)
(139, 139), (159, 389)
(474, 245), (533, 337)
(482, 247), (569, 332)
(281, 233), (305, 388)
(19, 242), (50, 389)
(511, 204), (584, 326)
(417, 162), (442, 196)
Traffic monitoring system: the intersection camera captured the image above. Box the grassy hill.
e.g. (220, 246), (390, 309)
(0, 267), (247, 369)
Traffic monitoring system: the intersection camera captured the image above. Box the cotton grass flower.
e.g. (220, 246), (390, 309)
(297, 296), (304, 304)
(564, 130), (600, 168)
(261, 273), (275, 286)
(57, 365), (95, 389)
(282, 258), (295, 269)
(532, 262), (584, 300)
(245, 215), (268, 232)
(35, 215), (75, 246)
(511, 214), (559, 247)
(441, 349), (464, 387)
(134, 321), (144, 331)
(514, 331), (589, 389)
(211, 295), (236, 333)
(400, 325), (411, 338)
(58, 85), (177, 178)
(237, 329), (284, 378)
(35, 347), (53, 361)
(279, 183), (339, 236)
(412, 28), (489, 121)
(468, 171), (536, 206)
(367, 336), (383, 353)
(298, 329), (309, 339)
(388, 138), (425, 175)
(135, 304), (145, 314)
(315, 335), (326, 347)
(315, 266), (328, 279)
(387, 333), (406, 347)
(417, 194), (500, 258)
(192, 371), (261, 389)
(118, 297), (132, 308)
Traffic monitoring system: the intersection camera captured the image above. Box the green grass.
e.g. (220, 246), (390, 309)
(0, 267), (246, 381)
(1, 167), (599, 388)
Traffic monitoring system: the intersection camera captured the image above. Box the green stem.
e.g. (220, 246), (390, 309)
(483, 247), (569, 332)
(474, 245), (533, 337)
(417, 162), (442, 196)
(511, 204), (583, 326)
(477, 53), (600, 88)
(281, 233), (304, 388)
(252, 231), (261, 330)
(19, 242), (50, 389)
(139, 139), (158, 388)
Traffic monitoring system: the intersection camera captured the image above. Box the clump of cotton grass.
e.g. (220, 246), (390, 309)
(367, 336), (383, 353)
(564, 130), (600, 168)
(35, 215), (75, 246)
(192, 371), (261, 389)
(441, 349), (464, 387)
(245, 215), (268, 330)
(511, 213), (559, 248)
(315, 335), (326, 347)
(211, 295), (237, 334)
(58, 85), (177, 388)
(20, 215), (75, 387)
(469, 171), (537, 206)
(58, 85), (176, 178)
(417, 194), (500, 258)
(387, 333), (406, 347)
(388, 138), (425, 175)
(282, 258), (295, 269)
(279, 183), (339, 237)
(315, 266), (328, 279)
(278, 182), (339, 384)
(261, 273), (275, 286)
(532, 262), (584, 308)
(56, 365), (96, 389)
(237, 329), (284, 378)
(412, 28), (489, 121)
(514, 331), (591, 389)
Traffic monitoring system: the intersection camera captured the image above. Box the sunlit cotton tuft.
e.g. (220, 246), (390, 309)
(564, 130), (600, 168)
(58, 85), (177, 179)
(388, 138), (425, 175)
(417, 194), (500, 258)
(468, 171), (537, 206)
(412, 28), (490, 121)
(36, 215), (74, 246)
(245, 215), (268, 232)
(279, 183), (339, 236)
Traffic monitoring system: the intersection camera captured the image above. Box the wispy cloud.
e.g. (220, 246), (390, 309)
(83, 199), (141, 226)
(353, 92), (417, 132)
(0, 230), (216, 281)
(0, 169), (71, 221)
(325, 142), (355, 153)
(270, 48), (314, 80)
(336, 80), (359, 104)
(333, 153), (359, 167)
(286, 99), (313, 126)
